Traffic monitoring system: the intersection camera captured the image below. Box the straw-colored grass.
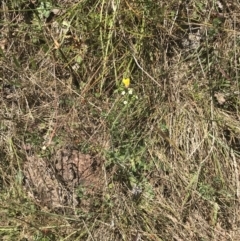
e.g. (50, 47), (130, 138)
(1, 0), (240, 240)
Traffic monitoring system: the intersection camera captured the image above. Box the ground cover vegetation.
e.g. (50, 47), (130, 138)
(1, 0), (240, 240)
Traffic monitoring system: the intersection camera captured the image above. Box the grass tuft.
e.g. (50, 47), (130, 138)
(1, 0), (240, 240)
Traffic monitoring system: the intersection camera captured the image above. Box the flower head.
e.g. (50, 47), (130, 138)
(122, 78), (130, 88)
(128, 88), (133, 95)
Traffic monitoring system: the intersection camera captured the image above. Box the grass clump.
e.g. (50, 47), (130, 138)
(1, 0), (240, 240)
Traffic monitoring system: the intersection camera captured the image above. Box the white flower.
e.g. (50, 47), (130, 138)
(131, 185), (142, 196)
(128, 88), (133, 95)
(121, 91), (126, 95)
(123, 100), (128, 105)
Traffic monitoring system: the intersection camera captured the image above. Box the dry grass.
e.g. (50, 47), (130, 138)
(1, 0), (240, 240)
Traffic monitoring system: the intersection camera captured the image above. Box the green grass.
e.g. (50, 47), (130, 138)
(1, 0), (240, 240)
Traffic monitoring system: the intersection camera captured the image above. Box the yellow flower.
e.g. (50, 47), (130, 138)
(122, 78), (130, 88)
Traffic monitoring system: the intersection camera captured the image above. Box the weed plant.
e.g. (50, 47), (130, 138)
(1, 0), (240, 240)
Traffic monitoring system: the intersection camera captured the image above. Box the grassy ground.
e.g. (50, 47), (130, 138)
(1, 0), (240, 240)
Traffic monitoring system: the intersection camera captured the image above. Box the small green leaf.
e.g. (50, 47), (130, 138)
(75, 55), (83, 64)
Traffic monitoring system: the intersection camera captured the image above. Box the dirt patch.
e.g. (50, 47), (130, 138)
(23, 148), (103, 210)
